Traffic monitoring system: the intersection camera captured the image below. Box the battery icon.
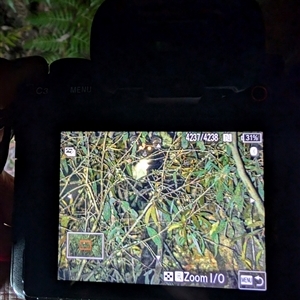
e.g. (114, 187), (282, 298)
(241, 133), (262, 143)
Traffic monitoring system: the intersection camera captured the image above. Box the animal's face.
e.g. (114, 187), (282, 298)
(129, 135), (163, 180)
(132, 136), (162, 157)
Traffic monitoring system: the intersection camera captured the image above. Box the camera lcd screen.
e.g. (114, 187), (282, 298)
(58, 131), (266, 291)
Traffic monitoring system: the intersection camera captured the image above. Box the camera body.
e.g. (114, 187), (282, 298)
(10, 0), (300, 299)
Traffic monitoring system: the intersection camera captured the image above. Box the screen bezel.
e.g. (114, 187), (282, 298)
(12, 94), (299, 299)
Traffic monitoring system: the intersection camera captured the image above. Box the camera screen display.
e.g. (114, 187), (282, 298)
(58, 131), (266, 291)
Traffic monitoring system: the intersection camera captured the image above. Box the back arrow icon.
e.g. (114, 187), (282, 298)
(254, 275), (264, 287)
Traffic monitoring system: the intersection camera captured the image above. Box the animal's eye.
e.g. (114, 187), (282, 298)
(138, 145), (144, 151)
(147, 146), (152, 151)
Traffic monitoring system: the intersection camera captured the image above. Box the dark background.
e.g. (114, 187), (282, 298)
(1, 0), (300, 299)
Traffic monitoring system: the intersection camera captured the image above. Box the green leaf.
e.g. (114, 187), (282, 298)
(146, 227), (162, 248)
(218, 219), (227, 233)
(199, 196), (205, 206)
(131, 142), (137, 157)
(190, 234), (203, 255)
(168, 199), (178, 214)
(103, 201), (111, 222)
(150, 206), (159, 227)
(222, 155), (229, 166)
(61, 158), (69, 174)
(144, 205), (152, 225)
(168, 222), (182, 232)
(60, 215), (72, 227)
(196, 140), (205, 151)
(181, 134), (189, 149)
(212, 234), (219, 257)
(258, 182), (264, 200)
(24, 35), (62, 52)
(156, 204), (170, 216)
(7, 0), (16, 12)
(130, 208), (138, 219)
(180, 227), (187, 241)
(241, 237), (249, 261)
(255, 250), (264, 267)
(178, 236), (186, 246)
(160, 132), (173, 147)
(200, 236), (206, 254)
(226, 145), (232, 156)
(221, 164), (231, 174)
(107, 224), (123, 241)
(92, 181), (98, 196)
(122, 132), (129, 142)
(125, 164), (132, 177)
(121, 201), (130, 212)
(205, 160), (212, 171)
(193, 169), (206, 177)
(82, 146), (87, 155)
(204, 175), (211, 188)
(144, 269), (152, 284)
(216, 188), (223, 203)
(246, 220), (264, 229)
(209, 221), (219, 236)
(197, 215), (210, 228)
(141, 132), (148, 144)
(226, 223), (235, 238)
(192, 215), (201, 230)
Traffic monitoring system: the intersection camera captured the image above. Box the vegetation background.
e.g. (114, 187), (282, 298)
(0, 0), (300, 68)
(0, 0), (105, 62)
(58, 131), (264, 284)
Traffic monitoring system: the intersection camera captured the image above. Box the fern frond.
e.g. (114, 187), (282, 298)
(0, 30), (20, 48)
(69, 29), (90, 54)
(64, 49), (82, 59)
(7, 0), (16, 12)
(24, 35), (66, 52)
(25, 0), (106, 61)
(59, 0), (82, 10)
(91, 0), (106, 9)
(40, 51), (61, 64)
(27, 10), (73, 31)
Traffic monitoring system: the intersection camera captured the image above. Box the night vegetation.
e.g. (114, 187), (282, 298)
(58, 131), (265, 286)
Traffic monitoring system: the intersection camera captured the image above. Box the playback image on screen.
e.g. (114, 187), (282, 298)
(58, 131), (265, 290)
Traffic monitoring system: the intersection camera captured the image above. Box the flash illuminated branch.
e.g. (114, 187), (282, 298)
(227, 132), (265, 221)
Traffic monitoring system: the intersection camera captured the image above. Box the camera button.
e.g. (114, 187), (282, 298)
(49, 59), (92, 95)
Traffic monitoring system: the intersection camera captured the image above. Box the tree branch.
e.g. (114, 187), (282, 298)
(227, 132), (265, 222)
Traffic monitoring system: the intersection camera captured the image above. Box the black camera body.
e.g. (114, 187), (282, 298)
(10, 1), (300, 299)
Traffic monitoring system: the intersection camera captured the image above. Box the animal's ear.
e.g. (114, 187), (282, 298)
(151, 136), (162, 149)
(129, 135), (138, 145)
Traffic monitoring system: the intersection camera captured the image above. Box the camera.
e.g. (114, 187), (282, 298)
(8, 0), (300, 299)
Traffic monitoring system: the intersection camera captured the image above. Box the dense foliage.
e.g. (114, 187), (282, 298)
(24, 0), (105, 63)
(1, 0), (105, 62)
(58, 132), (265, 285)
